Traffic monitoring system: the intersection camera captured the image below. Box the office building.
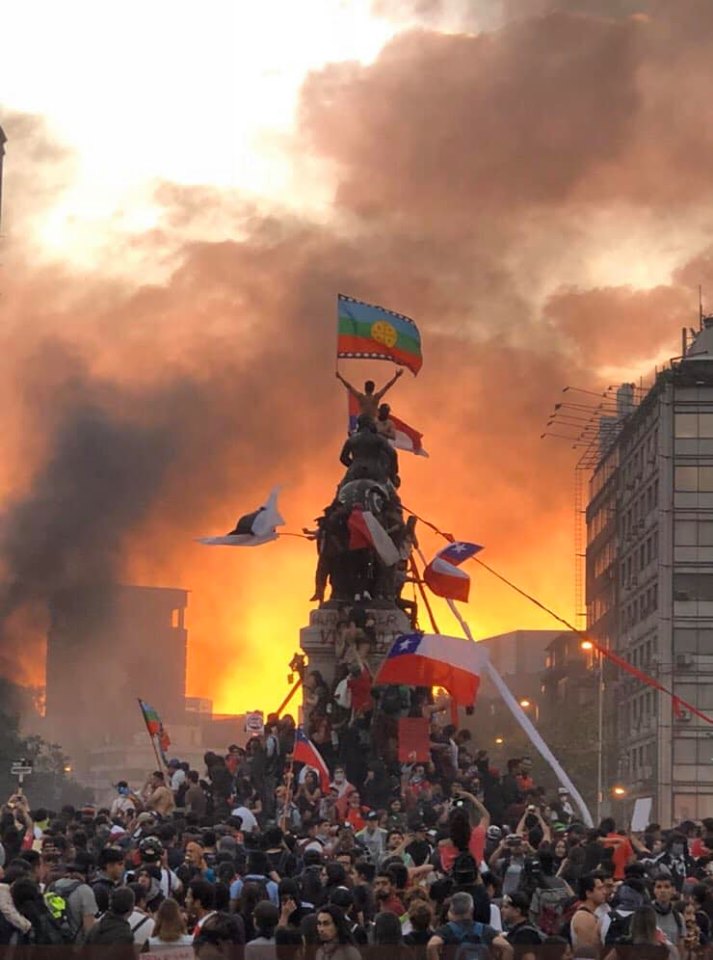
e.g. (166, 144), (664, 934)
(586, 321), (713, 822)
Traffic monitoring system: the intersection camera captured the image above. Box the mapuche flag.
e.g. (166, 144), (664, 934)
(374, 633), (483, 707)
(337, 294), (422, 375)
(138, 699), (171, 755)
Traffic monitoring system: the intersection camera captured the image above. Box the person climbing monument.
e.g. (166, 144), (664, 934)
(339, 415), (399, 486)
(375, 403), (396, 441)
(336, 369), (403, 419)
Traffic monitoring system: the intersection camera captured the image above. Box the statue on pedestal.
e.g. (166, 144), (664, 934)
(308, 374), (417, 608)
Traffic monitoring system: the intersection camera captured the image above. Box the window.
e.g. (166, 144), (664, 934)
(675, 520), (713, 545)
(674, 573), (713, 601)
(675, 466), (713, 491)
(676, 414), (698, 437)
(676, 466), (698, 490)
(675, 412), (713, 437)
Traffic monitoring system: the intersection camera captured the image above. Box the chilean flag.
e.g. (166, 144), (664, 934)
(374, 633), (483, 706)
(423, 541), (483, 602)
(391, 414), (428, 457)
(293, 728), (331, 791)
(347, 395), (428, 456)
(347, 505), (400, 566)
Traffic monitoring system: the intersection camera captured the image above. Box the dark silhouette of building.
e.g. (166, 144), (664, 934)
(540, 632), (596, 726)
(45, 584), (188, 762)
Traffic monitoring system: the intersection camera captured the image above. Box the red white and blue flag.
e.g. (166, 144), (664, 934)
(347, 505), (400, 566)
(293, 728), (331, 791)
(423, 541), (483, 602)
(374, 632), (483, 706)
(348, 395), (428, 457)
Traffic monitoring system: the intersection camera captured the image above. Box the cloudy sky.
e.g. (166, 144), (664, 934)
(1, 0), (711, 713)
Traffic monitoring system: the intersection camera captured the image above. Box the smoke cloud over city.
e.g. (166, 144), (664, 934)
(1, 1), (713, 712)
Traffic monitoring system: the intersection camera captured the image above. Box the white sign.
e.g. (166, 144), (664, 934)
(10, 764), (32, 776)
(245, 711), (264, 735)
(631, 796), (653, 833)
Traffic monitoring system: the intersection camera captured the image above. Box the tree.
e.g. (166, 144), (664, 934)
(0, 677), (93, 809)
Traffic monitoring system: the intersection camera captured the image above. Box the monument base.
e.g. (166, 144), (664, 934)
(299, 604), (412, 686)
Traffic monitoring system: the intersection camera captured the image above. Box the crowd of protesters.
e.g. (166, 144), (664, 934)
(2, 703), (713, 960)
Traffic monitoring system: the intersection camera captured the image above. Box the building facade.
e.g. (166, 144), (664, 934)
(45, 584), (188, 767)
(586, 322), (713, 823)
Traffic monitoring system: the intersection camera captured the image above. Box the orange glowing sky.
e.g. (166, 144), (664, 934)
(2, 0), (713, 716)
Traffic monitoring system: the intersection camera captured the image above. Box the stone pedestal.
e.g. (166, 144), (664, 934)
(299, 605), (412, 687)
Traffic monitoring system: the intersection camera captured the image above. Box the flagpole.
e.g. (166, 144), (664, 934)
(274, 677), (303, 718)
(442, 597), (593, 826)
(409, 555), (440, 633)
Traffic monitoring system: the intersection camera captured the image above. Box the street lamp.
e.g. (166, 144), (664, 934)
(612, 785), (627, 797)
(518, 698), (539, 721)
(495, 737), (504, 745)
(581, 639), (604, 820)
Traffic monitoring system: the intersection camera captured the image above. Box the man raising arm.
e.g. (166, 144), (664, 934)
(336, 370), (403, 419)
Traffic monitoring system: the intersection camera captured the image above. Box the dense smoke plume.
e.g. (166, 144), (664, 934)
(2, 2), (713, 712)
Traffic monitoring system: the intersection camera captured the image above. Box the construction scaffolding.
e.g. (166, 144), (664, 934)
(541, 385), (642, 628)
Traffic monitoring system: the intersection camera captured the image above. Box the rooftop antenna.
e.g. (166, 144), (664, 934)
(700, 285), (704, 329)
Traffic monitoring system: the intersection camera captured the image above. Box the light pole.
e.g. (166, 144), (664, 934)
(582, 641), (603, 821)
(519, 698), (539, 722)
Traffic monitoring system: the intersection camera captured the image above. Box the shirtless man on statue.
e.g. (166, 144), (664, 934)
(336, 368), (403, 420)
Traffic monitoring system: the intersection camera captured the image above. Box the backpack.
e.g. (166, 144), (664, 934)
(507, 923), (545, 947)
(452, 852), (478, 880)
(446, 920), (491, 960)
(531, 881), (572, 935)
(605, 910), (633, 946)
(27, 905), (68, 947)
(242, 876), (271, 903)
(44, 880), (83, 943)
(267, 848), (292, 879)
(557, 901), (584, 945)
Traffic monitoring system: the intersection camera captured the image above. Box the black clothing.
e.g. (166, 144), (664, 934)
(406, 839), (432, 867)
(91, 873), (118, 913)
(453, 883), (491, 926)
(85, 911), (134, 946)
(507, 919), (543, 959)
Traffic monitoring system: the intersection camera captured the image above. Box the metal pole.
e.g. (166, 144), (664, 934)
(274, 678), (303, 718)
(596, 651), (603, 822)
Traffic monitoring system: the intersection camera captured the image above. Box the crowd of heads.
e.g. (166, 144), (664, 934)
(2, 720), (713, 956)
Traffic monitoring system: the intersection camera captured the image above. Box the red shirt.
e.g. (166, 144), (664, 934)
(691, 838), (709, 859)
(345, 806), (368, 831)
(439, 825), (487, 871)
(380, 894), (405, 916)
(348, 667), (373, 714)
(602, 832), (634, 880)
